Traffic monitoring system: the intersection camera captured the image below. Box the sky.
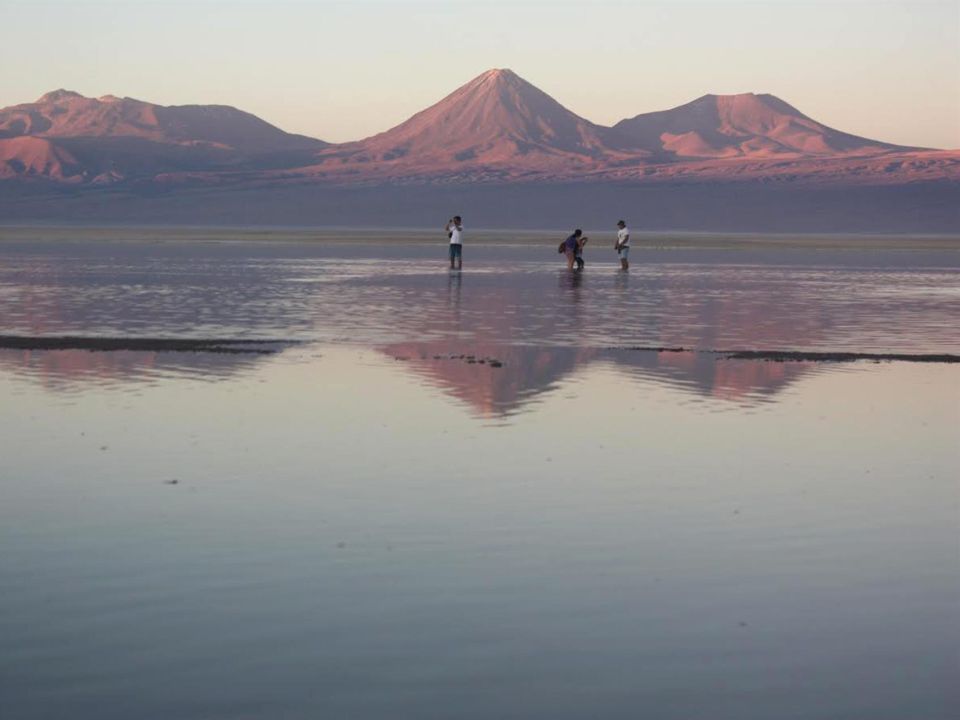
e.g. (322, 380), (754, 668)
(1, 0), (958, 149)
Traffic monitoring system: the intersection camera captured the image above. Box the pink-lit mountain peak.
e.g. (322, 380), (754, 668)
(1, 89), (326, 153)
(615, 91), (909, 158)
(37, 89), (86, 103)
(692, 92), (825, 134)
(349, 67), (626, 165)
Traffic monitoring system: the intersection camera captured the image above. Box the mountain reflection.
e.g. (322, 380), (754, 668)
(7, 242), (925, 413)
(385, 343), (592, 417)
(607, 348), (813, 403)
(379, 266), (825, 416)
(0, 348), (270, 391)
(0, 261), (821, 412)
(382, 342), (814, 417)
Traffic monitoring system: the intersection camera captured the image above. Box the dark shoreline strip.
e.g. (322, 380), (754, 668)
(0, 337), (956, 363)
(721, 350), (960, 363)
(0, 336), (295, 354)
(615, 347), (960, 363)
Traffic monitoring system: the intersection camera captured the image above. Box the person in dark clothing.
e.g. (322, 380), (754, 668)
(560, 229), (584, 271)
(575, 233), (589, 270)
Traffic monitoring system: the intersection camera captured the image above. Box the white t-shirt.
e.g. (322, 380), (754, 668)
(617, 227), (630, 247)
(449, 224), (463, 245)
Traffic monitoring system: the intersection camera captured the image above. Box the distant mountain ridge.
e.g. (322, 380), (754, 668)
(614, 92), (910, 158)
(0, 89), (326, 150)
(0, 89), (326, 182)
(0, 69), (956, 186)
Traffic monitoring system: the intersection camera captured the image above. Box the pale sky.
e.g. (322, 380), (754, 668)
(1, 0), (958, 148)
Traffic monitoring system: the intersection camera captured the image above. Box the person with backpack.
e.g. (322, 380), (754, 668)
(558, 229), (585, 271)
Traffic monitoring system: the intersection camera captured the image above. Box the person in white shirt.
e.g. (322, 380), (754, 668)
(445, 215), (463, 270)
(615, 220), (630, 270)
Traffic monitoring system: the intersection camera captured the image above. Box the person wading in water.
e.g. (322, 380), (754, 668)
(559, 229), (586, 271)
(615, 220), (630, 270)
(445, 216), (463, 270)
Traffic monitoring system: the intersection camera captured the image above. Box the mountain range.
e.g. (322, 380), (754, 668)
(1, 69), (957, 232)
(2, 69), (956, 186)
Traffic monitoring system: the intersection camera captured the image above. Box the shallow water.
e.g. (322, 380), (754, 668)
(1, 235), (958, 719)
(1, 239), (959, 352)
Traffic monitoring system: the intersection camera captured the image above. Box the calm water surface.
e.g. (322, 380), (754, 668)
(1, 236), (958, 719)
(1, 239), (959, 351)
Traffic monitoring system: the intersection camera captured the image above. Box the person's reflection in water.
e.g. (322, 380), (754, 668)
(614, 266), (630, 293)
(447, 269), (463, 323)
(559, 267), (585, 292)
(613, 265), (662, 344)
(558, 269), (585, 332)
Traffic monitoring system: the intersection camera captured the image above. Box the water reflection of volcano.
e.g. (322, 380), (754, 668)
(0, 348), (271, 391)
(606, 349), (815, 403)
(380, 266), (835, 416)
(383, 342), (815, 417)
(386, 343), (592, 417)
